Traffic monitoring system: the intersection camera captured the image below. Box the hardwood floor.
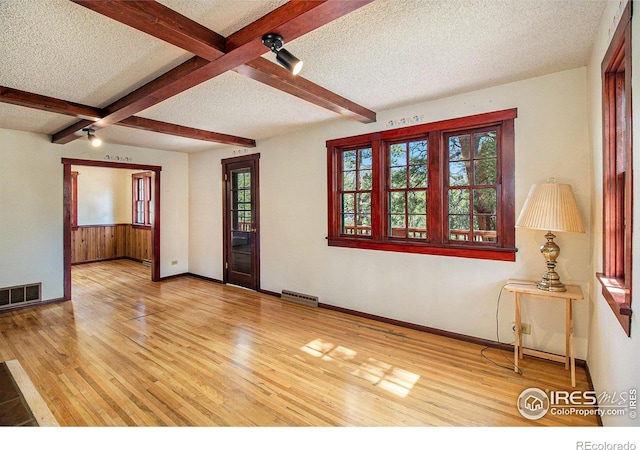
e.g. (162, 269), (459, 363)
(0, 260), (599, 426)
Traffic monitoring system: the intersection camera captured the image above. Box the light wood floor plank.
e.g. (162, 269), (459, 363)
(0, 260), (599, 426)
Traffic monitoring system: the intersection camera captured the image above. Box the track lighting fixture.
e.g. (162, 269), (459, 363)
(261, 33), (303, 75)
(83, 127), (102, 147)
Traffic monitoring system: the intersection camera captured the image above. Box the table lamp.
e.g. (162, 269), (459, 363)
(516, 179), (585, 292)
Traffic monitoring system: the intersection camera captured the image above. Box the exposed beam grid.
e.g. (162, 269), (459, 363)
(72, 0), (375, 123)
(53, 0), (375, 144)
(100, 0), (373, 124)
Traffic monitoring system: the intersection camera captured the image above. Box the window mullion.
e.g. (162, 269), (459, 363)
(468, 133), (476, 243)
(428, 132), (443, 243)
(404, 159), (412, 239)
(371, 139), (384, 240)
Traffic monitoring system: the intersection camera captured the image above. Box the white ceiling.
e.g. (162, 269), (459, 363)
(0, 0), (607, 153)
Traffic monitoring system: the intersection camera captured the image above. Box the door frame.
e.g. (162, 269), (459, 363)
(221, 153), (260, 290)
(62, 158), (162, 300)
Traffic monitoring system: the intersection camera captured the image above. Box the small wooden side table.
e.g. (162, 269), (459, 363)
(503, 279), (584, 387)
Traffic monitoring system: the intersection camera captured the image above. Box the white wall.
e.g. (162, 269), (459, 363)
(189, 150), (224, 278)
(585, 0), (639, 427)
(0, 129), (189, 301)
(189, 68), (592, 360)
(75, 166), (136, 225)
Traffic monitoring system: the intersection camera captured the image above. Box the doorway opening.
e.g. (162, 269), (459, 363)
(62, 158), (162, 300)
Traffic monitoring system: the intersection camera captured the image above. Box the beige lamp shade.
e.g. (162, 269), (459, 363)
(516, 182), (585, 233)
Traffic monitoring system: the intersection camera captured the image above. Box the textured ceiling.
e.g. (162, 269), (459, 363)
(0, 0), (607, 153)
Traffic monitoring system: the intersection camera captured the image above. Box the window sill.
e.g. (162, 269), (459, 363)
(596, 273), (632, 336)
(132, 224), (152, 230)
(327, 237), (517, 261)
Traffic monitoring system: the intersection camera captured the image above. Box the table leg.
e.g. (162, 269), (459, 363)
(514, 293), (522, 373)
(565, 299), (571, 370)
(568, 298), (576, 387)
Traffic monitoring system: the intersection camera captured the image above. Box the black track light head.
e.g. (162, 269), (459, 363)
(262, 33), (303, 75)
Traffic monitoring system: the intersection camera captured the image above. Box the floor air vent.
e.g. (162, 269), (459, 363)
(0, 283), (41, 310)
(281, 290), (318, 308)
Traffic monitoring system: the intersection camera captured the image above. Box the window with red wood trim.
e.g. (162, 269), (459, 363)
(71, 171), (78, 229)
(597, 1), (633, 336)
(445, 127), (499, 244)
(327, 109), (517, 261)
(387, 138), (428, 239)
(132, 172), (152, 226)
(339, 146), (373, 236)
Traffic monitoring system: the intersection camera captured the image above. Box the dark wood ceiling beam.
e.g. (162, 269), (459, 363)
(97, 55), (213, 127)
(51, 55), (212, 143)
(234, 58), (376, 123)
(0, 86), (103, 121)
(0, 85), (255, 147)
(225, 1), (376, 123)
(226, 1), (372, 51)
(71, 0), (226, 61)
(118, 116), (256, 147)
(52, 119), (97, 144)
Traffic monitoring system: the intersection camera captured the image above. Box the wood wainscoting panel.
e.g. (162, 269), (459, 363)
(126, 226), (152, 262)
(72, 224), (151, 264)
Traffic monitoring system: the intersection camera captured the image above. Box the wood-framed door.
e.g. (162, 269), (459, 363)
(222, 154), (260, 291)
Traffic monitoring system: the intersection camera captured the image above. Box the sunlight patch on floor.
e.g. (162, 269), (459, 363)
(301, 338), (357, 362)
(301, 339), (419, 398)
(351, 358), (420, 398)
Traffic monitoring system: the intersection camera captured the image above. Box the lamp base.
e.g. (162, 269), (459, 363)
(537, 277), (566, 292)
(537, 231), (567, 292)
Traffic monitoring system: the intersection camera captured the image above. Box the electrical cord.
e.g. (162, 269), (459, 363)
(480, 281), (534, 375)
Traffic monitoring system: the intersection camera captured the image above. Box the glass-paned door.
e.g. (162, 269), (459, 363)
(222, 154), (260, 290)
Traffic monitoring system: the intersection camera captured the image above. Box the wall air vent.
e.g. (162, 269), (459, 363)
(0, 283), (41, 310)
(281, 290), (318, 308)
